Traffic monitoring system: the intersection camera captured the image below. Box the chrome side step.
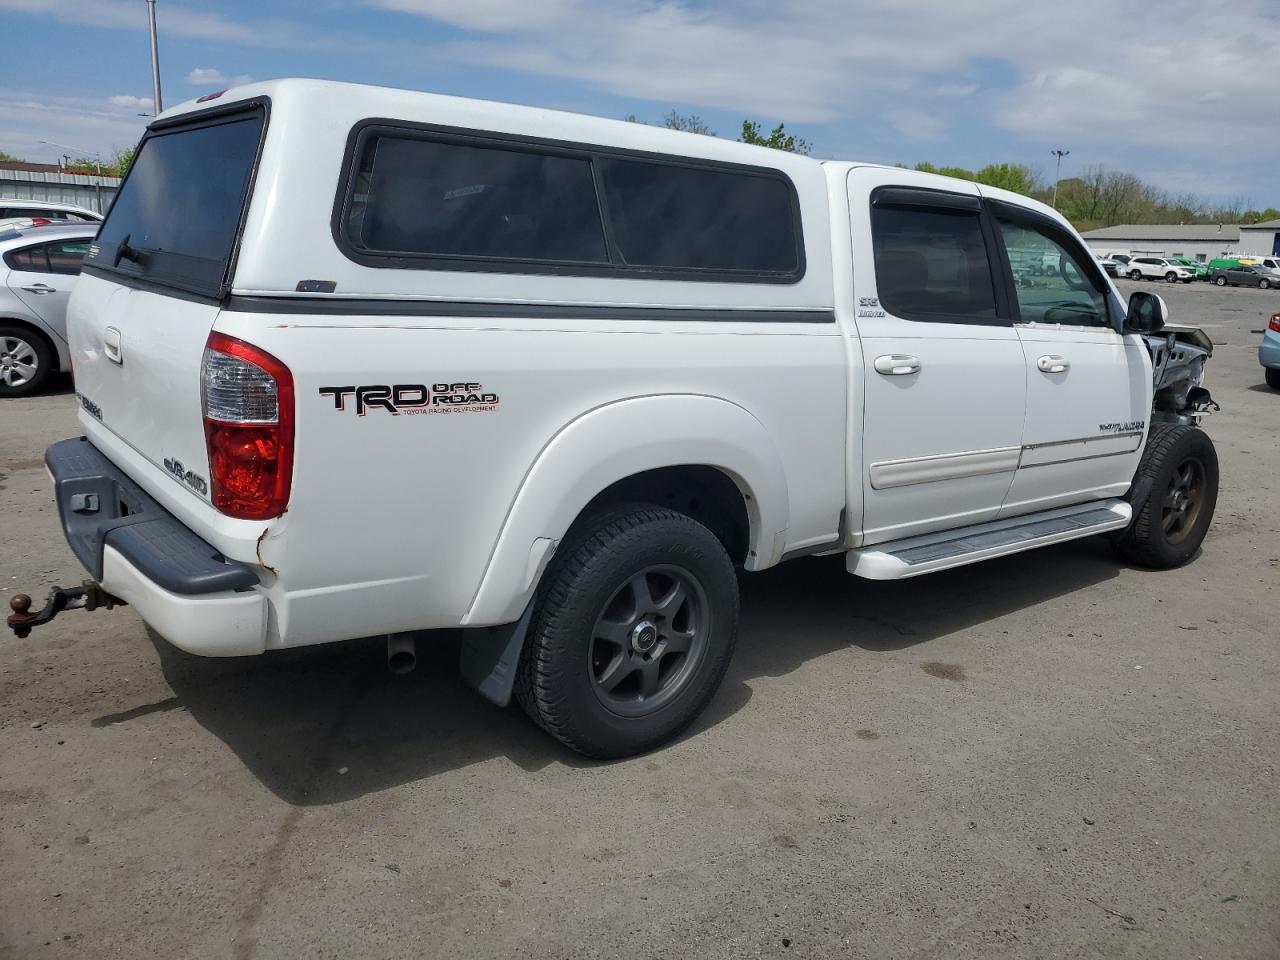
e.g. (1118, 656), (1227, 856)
(847, 499), (1132, 580)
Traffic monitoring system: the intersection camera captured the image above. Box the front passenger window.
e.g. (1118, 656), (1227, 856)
(998, 217), (1110, 328)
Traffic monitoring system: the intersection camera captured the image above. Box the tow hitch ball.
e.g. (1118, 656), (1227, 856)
(7, 583), (124, 639)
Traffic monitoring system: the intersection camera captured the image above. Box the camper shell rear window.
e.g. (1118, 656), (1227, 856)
(87, 100), (267, 299)
(334, 121), (805, 284)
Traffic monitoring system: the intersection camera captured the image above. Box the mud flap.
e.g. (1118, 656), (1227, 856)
(458, 599), (535, 707)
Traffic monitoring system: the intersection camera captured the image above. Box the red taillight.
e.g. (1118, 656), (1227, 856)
(1269, 313), (1280, 333)
(202, 332), (293, 520)
(31, 217), (51, 226)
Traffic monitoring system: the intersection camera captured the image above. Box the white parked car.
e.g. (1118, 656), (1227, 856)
(1127, 256), (1195, 283)
(0, 224), (97, 395)
(0, 199), (102, 232)
(10, 80), (1221, 758)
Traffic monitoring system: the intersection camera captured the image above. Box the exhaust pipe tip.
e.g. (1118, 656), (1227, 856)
(387, 634), (417, 675)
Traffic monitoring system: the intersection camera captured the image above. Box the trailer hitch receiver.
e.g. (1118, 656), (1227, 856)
(8, 583), (124, 639)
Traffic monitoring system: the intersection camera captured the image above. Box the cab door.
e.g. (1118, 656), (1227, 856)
(984, 198), (1149, 515)
(848, 168), (1026, 544)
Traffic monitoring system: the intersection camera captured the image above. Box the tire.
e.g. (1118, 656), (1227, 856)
(1165, 271), (1178, 283)
(1215, 276), (1227, 286)
(0, 325), (54, 398)
(1266, 367), (1280, 389)
(1130, 269), (1143, 281)
(515, 503), (739, 759)
(1115, 424), (1218, 569)
(1261, 279), (1271, 289)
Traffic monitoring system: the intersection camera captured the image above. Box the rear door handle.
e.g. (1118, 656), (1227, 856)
(21, 283), (56, 295)
(873, 354), (922, 376)
(104, 326), (122, 365)
(1037, 355), (1070, 374)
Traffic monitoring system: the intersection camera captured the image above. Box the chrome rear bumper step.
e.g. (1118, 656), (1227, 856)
(847, 499), (1132, 580)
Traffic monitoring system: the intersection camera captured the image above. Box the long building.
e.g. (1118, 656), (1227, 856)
(1081, 223), (1240, 261)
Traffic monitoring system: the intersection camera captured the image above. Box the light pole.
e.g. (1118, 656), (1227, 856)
(146, 0), (163, 115)
(1050, 148), (1070, 210)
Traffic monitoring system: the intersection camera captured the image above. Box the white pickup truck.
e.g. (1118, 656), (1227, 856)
(9, 80), (1219, 758)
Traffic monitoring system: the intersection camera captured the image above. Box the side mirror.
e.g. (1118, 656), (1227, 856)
(1125, 291), (1168, 333)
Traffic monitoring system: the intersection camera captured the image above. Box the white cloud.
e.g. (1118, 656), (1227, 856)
(0, 0), (311, 47)
(185, 69), (255, 87)
(187, 68), (228, 86)
(108, 95), (153, 110)
(367, 0), (1280, 199)
(0, 90), (146, 163)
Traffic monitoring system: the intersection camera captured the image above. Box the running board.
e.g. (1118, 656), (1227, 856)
(847, 499), (1132, 580)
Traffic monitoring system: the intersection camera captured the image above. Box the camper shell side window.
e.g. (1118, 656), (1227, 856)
(331, 121), (806, 284)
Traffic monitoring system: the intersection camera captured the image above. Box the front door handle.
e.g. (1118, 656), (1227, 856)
(21, 283), (56, 295)
(874, 354), (922, 376)
(1037, 354), (1070, 374)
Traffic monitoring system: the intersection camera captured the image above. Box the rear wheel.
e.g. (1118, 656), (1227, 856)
(1115, 424), (1218, 568)
(1215, 276), (1227, 286)
(515, 503), (739, 759)
(0, 325), (53, 398)
(1130, 269), (1143, 280)
(1266, 367), (1280, 389)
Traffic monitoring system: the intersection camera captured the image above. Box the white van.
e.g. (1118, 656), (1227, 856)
(12, 80), (1219, 757)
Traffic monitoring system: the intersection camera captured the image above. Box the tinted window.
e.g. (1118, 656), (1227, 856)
(997, 216), (1111, 328)
(93, 108), (264, 296)
(46, 239), (92, 275)
(596, 158), (798, 274)
(345, 136), (607, 264)
(5, 245), (49, 272)
(870, 203), (999, 324)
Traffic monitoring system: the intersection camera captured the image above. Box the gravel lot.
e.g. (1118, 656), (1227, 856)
(2, 280), (1278, 959)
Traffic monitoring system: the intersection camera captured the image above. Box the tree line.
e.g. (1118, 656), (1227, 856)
(903, 161), (1278, 231)
(0, 147), (134, 177)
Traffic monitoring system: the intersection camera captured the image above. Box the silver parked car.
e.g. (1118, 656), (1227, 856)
(0, 224), (97, 396)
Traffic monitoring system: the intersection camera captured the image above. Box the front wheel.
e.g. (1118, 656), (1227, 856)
(1215, 276), (1227, 286)
(1165, 271), (1178, 283)
(515, 503), (739, 758)
(1115, 424), (1218, 569)
(1261, 279), (1272, 289)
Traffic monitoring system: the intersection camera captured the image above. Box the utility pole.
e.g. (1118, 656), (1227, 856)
(146, 0), (163, 115)
(41, 139), (105, 212)
(1050, 149), (1070, 210)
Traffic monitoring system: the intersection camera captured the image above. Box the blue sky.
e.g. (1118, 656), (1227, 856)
(3, 0), (1277, 208)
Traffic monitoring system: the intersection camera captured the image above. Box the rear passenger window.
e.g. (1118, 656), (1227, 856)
(45, 240), (92, 275)
(345, 136), (608, 264)
(4, 245), (50, 272)
(870, 202), (999, 324)
(596, 158), (798, 273)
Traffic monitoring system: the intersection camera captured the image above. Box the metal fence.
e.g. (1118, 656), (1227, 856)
(0, 168), (121, 214)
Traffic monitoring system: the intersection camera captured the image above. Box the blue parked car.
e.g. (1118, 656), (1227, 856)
(1262, 312), (1280, 389)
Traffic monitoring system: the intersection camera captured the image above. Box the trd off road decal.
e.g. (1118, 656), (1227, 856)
(319, 382), (500, 417)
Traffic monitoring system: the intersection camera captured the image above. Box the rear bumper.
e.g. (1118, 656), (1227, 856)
(1260, 331), (1280, 369)
(47, 437), (269, 656)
